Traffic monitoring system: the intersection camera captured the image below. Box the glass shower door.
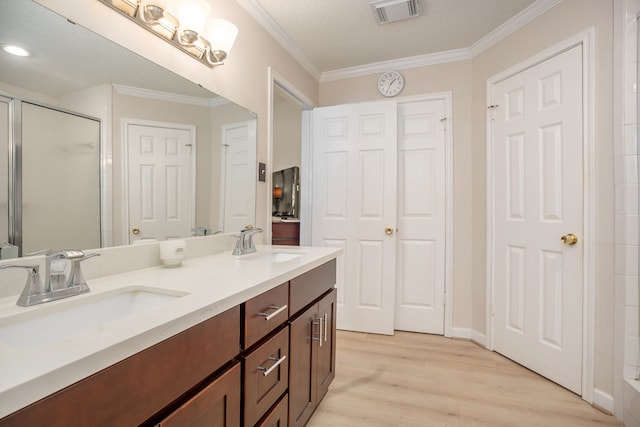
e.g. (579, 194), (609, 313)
(21, 102), (100, 254)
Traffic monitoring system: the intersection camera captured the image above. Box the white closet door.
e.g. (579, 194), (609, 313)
(312, 101), (397, 335)
(490, 45), (583, 394)
(395, 100), (446, 334)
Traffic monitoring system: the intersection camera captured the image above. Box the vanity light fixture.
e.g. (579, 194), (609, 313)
(98, 0), (238, 67)
(2, 45), (30, 57)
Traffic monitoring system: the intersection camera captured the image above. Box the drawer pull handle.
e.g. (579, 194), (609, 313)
(257, 355), (287, 376)
(324, 312), (328, 343)
(258, 304), (288, 321)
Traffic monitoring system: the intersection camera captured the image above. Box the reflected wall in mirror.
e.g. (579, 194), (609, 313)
(0, 0), (257, 258)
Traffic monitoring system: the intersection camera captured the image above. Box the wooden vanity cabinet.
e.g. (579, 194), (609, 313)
(0, 259), (337, 427)
(288, 289), (337, 427)
(0, 306), (240, 427)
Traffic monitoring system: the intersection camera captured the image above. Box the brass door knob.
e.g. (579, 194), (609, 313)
(385, 227), (394, 236)
(560, 233), (578, 245)
(131, 227), (140, 235)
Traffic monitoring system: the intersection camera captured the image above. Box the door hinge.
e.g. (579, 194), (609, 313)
(487, 105), (499, 121)
(440, 117), (447, 132)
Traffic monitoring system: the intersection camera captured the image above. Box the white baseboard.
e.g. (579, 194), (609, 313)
(471, 329), (487, 347)
(450, 327), (471, 340)
(593, 388), (614, 414)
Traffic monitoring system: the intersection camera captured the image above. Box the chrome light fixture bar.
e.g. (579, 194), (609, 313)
(98, 0), (238, 67)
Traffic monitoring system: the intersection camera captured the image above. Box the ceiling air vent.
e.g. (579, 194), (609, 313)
(371, 0), (422, 24)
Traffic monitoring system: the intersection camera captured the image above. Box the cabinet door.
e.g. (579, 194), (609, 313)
(288, 304), (319, 427)
(316, 289), (337, 401)
(157, 363), (241, 427)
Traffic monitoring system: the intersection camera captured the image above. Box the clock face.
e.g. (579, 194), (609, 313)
(378, 71), (404, 97)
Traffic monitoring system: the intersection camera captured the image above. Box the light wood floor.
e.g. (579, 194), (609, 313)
(308, 331), (622, 427)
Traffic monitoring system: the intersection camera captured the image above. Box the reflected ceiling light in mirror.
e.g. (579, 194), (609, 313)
(98, 0), (238, 67)
(2, 45), (30, 57)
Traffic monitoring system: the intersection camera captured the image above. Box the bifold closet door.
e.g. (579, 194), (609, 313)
(395, 100), (446, 334)
(312, 99), (448, 335)
(312, 101), (398, 335)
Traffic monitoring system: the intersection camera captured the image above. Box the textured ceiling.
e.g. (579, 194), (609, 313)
(250, 0), (536, 72)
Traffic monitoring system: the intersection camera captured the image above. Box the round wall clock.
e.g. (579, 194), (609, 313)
(377, 70), (404, 97)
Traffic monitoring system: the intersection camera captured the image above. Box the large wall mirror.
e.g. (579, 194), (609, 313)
(0, 0), (257, 257)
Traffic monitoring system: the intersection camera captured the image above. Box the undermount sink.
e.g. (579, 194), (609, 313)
(0, 286), (188, 349)
(240, 251), (305, 263)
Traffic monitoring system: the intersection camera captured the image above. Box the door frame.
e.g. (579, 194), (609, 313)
(267, 67), (316, 245)
(120, 118), (196, 244)
(485, 29), (595, 402)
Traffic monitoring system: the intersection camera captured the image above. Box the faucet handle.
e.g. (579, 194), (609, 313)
(67, 253), (100, 288)
(0, 265), (44, 306)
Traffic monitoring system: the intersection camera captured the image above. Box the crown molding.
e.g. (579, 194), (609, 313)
(319, 48), (472, 82)
(239, 0), (562, 83)
(235, 0), (321, 80)
(112, 84), (228, 107)
(469, 0), (562, 56)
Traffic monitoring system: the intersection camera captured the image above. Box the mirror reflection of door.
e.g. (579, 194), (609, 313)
(272, 85), (303, 245)
(126, 121), (195, 243)
(220, 120), (257, 233)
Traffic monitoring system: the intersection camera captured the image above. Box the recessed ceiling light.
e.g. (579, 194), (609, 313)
(2, 45), (30, 57)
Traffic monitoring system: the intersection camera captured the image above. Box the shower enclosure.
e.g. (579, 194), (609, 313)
(0, 97), (101, 257)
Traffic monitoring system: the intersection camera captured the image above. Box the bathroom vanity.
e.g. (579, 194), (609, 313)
(0, 244), (340, 426)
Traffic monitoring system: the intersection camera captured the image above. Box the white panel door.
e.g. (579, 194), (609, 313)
(127, 123), (194, 242)
(312, 101), (397, 335)
(491, 45), (583, 393)
(395, 100), (446, 334)
(220, 120), (257, 233)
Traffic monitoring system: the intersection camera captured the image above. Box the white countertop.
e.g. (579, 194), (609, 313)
(0, 245), (341, 419)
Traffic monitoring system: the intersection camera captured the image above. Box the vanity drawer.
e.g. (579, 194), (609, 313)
(156, 362), (241, 427)
(244, 282), (289, 349)
(289, 260), (336, 315)
(256, 393), (288, 427)
(243, 327), (289, 427)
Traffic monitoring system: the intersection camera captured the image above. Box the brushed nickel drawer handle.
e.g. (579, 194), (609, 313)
(324, 313), (328, 343)
(258, 304), (288, 321)
(257, 355), (287, 377)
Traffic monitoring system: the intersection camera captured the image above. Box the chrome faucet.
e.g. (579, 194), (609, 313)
(232, 227), (263, 255)
(0, 249), (100, 306)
